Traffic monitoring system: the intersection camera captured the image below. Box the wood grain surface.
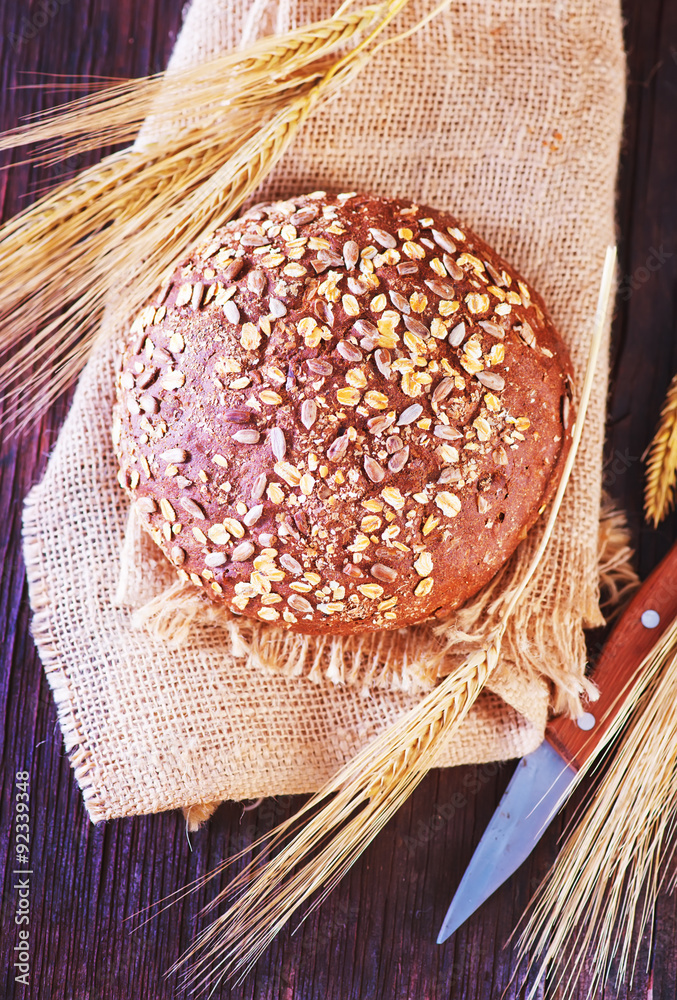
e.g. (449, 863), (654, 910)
(1, 2), (675, 998)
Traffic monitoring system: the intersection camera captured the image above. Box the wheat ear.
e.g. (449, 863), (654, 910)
(165, 249), (615, 993)
(644, 371), (677, 526)
(0, 0), (417, 428)
(516, 611), (677, 1000)
(0, 5), (384, 162)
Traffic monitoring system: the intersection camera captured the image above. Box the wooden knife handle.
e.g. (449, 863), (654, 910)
(546, 541), (677, 770)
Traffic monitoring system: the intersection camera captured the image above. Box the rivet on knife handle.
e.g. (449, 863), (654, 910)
(546, 542), (677, 770)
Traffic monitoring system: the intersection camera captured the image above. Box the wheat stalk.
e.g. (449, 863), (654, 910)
(0, 6), (382, 162)
(0, 0), (419, 428)
(176, 646), (496, 987)
(516, 611), (677, 1000)
(160, 249), (615, 994)
(644, 371), (677, 526)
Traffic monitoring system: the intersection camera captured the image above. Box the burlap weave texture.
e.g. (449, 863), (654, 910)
(23, 0), (626, 821)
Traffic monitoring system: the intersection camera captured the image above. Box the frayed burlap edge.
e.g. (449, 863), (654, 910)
(128, 494), (637, 721)
(161, 497), (636, 827)
(22, 512), (104, 810)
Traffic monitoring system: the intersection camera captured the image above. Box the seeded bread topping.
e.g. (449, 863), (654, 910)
(113, 192), (574, 634)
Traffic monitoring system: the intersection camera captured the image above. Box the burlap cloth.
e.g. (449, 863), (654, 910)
(22, 0), (626, 822)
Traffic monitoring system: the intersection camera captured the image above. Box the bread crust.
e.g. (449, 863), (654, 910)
(114, 192), (574, 634)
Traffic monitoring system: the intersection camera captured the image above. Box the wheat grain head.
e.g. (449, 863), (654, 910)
(644, 371), (677, 527)
(0, 5), (385, 162)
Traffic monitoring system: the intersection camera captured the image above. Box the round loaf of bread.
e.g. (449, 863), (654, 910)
(114, 192), (574, 635)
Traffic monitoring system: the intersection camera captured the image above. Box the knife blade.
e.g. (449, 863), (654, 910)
(437, 539), (677, 944)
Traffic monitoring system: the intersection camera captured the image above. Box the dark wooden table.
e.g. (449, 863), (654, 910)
(1, 2), (675, 997)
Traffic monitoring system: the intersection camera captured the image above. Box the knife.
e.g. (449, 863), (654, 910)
(437, 540), (677, 943)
